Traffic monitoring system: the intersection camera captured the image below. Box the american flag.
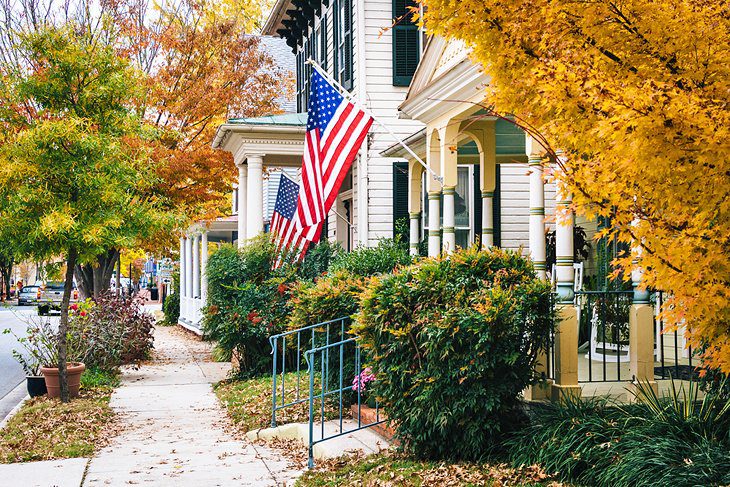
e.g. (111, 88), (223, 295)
(270, 173), (316, 262)
(295, 69), (373, 232)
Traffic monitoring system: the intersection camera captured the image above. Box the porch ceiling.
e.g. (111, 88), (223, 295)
(381, 118), (527, 164)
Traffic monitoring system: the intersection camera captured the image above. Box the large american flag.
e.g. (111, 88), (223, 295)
(295, 69), (373, 232)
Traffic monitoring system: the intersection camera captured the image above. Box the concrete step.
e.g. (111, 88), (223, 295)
(246, 419), (390, 460)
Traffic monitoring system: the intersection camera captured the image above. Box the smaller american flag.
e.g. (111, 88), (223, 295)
(270, 173), (319, 265)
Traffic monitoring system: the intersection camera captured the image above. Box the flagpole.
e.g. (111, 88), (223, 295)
(305, 59), (444, 185)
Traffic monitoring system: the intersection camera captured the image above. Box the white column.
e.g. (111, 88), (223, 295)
(427, 191), (441, 257)
(237, 163), (247, 248)
(201, 231), (209, 303)
(442, 186), (456, 254)
(179, 237), (186, 298)
(555, 155), (575, 303)
(481, 191), (494, 248)
(529, 155), (547, 279)
(409, 213), (420, 256)
(192, 234), (200, 298)
(184, 236), (193, 299)
(246, 155), (264, 239)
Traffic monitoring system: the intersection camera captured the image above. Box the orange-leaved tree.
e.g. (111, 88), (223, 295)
(109, 0), (289, 228)
(421, 0), (730, 372)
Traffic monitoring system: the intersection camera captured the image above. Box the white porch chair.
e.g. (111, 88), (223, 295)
(586, 304), (630, 363)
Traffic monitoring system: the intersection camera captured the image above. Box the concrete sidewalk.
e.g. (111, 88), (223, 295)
(82, 326), (301, 486)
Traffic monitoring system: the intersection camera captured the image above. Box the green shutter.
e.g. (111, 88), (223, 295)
(473, 164), (482, 240)
(392, 0), (419, 86)
(320, 14), (328, 70)
(493, 165), (501, 248)
(343, 0), (353, 90)
(392, 161), (409, 239)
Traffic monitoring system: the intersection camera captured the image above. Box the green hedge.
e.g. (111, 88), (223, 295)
(203, 237), (336, 376)
(162, 269), (180, 325)
(354, 246), (554, 460)
(328, 238), (411, 277)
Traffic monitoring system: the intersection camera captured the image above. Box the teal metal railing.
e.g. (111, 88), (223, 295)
(269, 317), (350, 427)
(304, 337), (385, 468)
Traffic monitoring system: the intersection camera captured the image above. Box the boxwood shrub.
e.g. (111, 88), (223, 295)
(353, 246), (554, 460)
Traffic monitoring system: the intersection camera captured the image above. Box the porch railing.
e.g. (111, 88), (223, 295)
(269, 316), (350, 427)
(577, 290), (634, 383)
(653, 291), (697, 380)
(304, 337), (385, 468)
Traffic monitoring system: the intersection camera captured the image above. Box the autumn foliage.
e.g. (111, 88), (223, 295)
(421, 0), (730, 372)
(107, 0), (289, 231)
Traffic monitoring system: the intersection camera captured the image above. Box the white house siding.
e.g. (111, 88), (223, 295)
(498, 163), (557, 253)
(271, 0), (422, 248)
(361, 0), (424, 246)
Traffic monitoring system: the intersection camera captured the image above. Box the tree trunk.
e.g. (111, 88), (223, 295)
(0, 253), (13, 301)
(58, 247), (78, 403)
(74, 249), (119, 300)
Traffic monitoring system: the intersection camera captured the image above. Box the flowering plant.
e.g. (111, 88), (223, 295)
(352, 367), (376, 393)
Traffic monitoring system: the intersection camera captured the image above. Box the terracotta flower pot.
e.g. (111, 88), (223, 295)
(40, 363), (86, 399)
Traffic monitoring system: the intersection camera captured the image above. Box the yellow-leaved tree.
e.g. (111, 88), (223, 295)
(421, 0), (730, 372)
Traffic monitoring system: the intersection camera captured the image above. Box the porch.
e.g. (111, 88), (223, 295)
(178, 216), (238, 333)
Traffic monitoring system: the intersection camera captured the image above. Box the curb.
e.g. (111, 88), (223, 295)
(0, 381), (30, 430)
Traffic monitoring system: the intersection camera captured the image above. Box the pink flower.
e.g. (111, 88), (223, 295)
(79, 311), (87, 317)
(352, 367), (376, 393)
(70, 303), (78, 311)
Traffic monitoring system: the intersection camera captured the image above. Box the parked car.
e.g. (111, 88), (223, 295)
(37, 281), (79, 316)
(17, 285), (40, 306)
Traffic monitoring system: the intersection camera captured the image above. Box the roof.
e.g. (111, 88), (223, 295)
(226, 113), (307, 126)
(256, 36), (297, 113)
(262, 0), (294, 36)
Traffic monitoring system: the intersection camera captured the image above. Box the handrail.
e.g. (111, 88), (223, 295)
(269, 316), (351, 427)
(304, 337), (385, 468)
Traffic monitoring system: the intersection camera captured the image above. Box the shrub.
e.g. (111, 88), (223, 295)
(353, 246), (554, 460)
(69, 294), (155, 371)
(288, 270), (367, 331)
(509, 380), (730, 487)
(203, 237), (297, 376)
(297, 239), (342, 281)
(328, 238), (411, 276)
(162, 270), (180, 325)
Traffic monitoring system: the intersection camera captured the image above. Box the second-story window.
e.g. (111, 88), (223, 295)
(296, 50), (307, 112)
(335, 0), (353, 91)
(392, 0), (419, 86)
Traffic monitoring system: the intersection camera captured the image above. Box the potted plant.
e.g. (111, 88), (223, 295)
(3, 326), (47, 397)
(5, 315), (87, 399)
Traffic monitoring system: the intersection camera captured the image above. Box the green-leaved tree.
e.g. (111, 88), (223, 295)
(0, 23), (171, 402)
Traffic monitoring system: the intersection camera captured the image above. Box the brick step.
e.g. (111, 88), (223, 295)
(350, 404), (396, 441)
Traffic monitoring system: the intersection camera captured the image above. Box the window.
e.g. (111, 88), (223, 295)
(392, 0), (419, 86)
(296, 51), (306, 112)
(422, 165), (486, 249)
(334, 0), (353, 90)
(454, 166), (472, 249)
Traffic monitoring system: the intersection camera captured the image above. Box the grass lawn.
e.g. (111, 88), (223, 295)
(215, 372), (339, 433)
(295, 452), (563, 487)
(0, 368), (120, 463)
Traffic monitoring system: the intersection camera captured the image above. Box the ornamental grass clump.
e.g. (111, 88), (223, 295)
(509, 378), (730, 487)
(353, 246), (554, 460)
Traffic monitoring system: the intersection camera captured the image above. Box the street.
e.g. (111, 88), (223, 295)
(0, 304), (57, 420)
